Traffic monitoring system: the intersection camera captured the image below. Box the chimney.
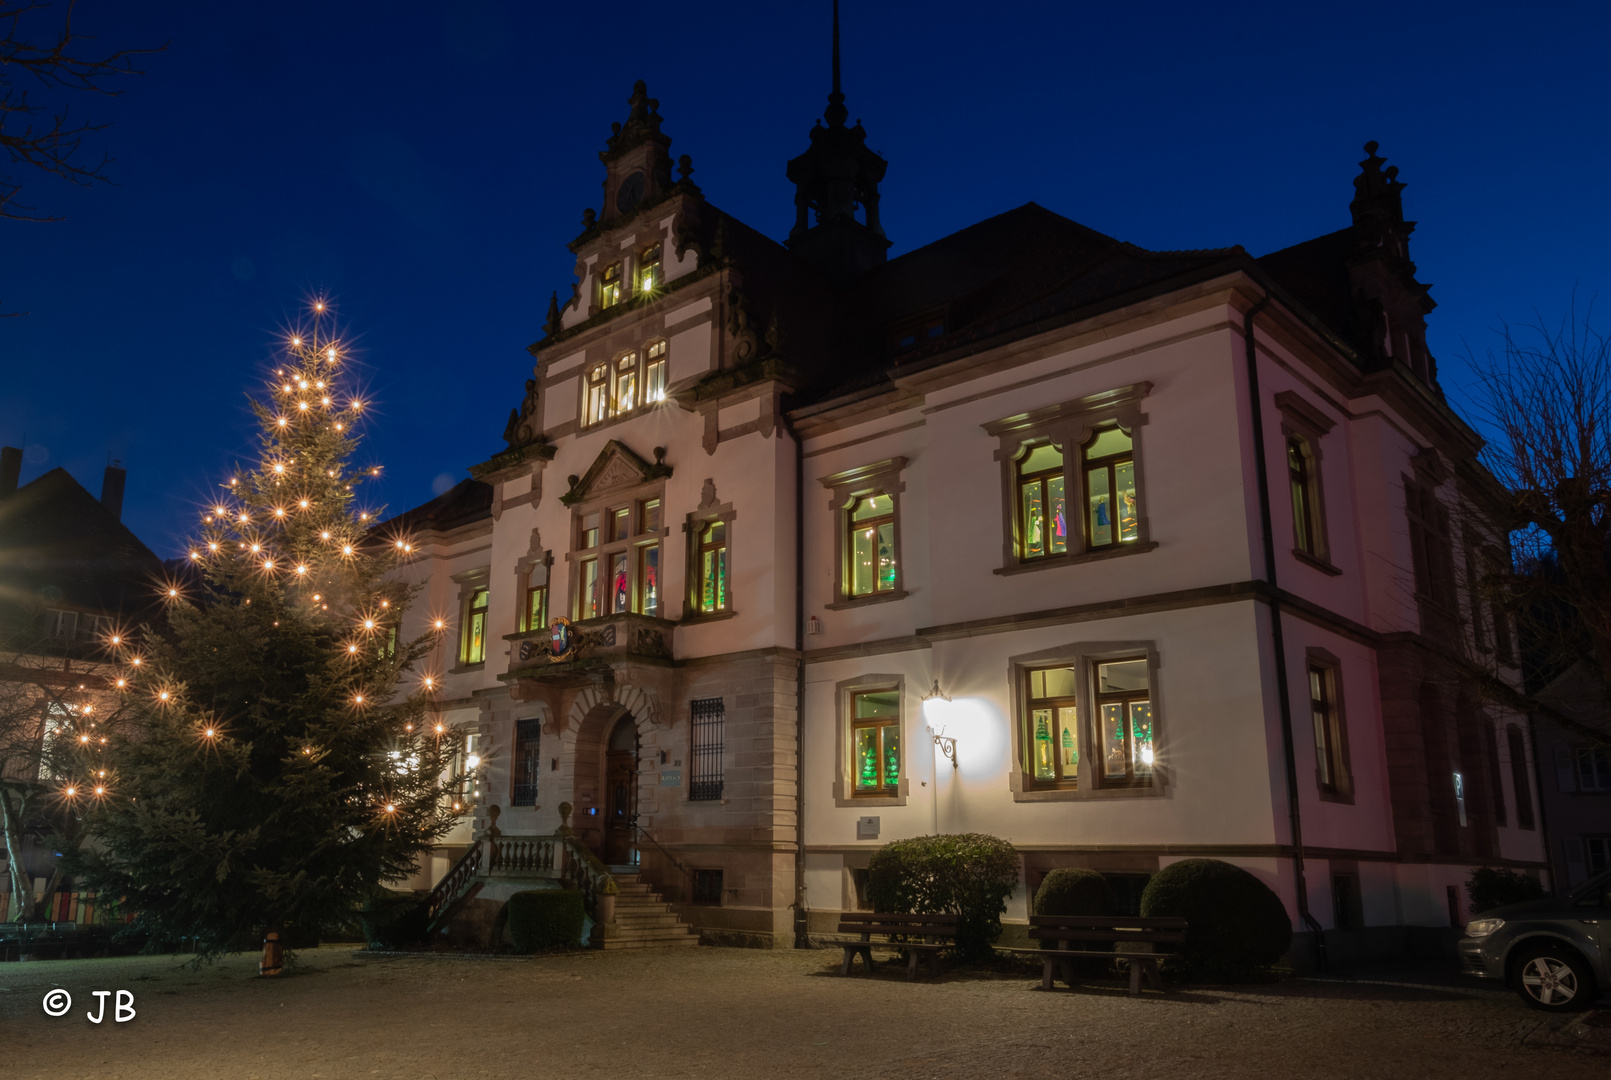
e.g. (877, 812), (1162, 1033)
(0, 446), (20, 496)
(101, 462), (127, 521)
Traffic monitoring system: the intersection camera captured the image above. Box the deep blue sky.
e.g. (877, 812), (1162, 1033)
(3, 1), (1607, 556)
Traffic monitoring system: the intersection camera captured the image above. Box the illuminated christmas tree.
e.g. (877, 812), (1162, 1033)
(72, 302), (467, 957)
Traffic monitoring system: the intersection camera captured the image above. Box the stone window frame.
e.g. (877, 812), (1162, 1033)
(579, 337), (671, 432)
(1006, 639), (1167, 802)
(449, 567), (491, 674)
(682, 487), (737, 624)
(1274, 391), (1340, 575)
(513, 531), (552, 634)
(981, 382), (1157, 576)
(818, 456), (910, 610)
(565, 479), (669, 622)
(831, 672), (910, 808)
(1305, 647), (1355, 804)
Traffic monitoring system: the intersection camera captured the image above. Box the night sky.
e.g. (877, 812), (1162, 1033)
(3, 1), (1607, 556)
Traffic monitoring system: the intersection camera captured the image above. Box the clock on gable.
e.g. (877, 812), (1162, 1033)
(616, 171), (646, 215)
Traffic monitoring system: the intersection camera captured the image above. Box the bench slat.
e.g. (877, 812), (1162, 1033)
(1029, 915), (1187, 929)
(1028, 929), (1186, 944)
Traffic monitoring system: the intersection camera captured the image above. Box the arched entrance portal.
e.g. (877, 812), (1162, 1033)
(604, 715), (639, 865)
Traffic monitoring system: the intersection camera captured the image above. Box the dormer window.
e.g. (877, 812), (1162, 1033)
(638, 244), (662, 294)
(600, 262), (623, 309)
(582, 341), (669, 428)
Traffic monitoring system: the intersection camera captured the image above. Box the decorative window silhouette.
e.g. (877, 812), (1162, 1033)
(846, 492), (897, 596)
(1083, 425), (1138, 549)
(460, 588), (489, 665)
(1025, 665), (1078, 788)
(850, 688), (901, 796)
(1014, 441), (1066, 561)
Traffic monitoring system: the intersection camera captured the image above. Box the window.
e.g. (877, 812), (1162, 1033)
(847, 493), (897, 596)
(850, 867), (872, 910)
(1407, 482), (1456, 611)
(460, 587), (489, 666)
(573, 497), (664, 621)
(511, 718), (541, 806)
(1484, 722), (1507, 827)
(1095, 658), (1152, 783)
(689, 697), (724, 801)
(691, 868), (723, 905)
(1587, 837), (1611, 876)
(523, 584), (547, 633)
(638, 243), (662, 294)
(1082, 425), (1138, 549)
(645, 341), (668, 403)
(1578, 747), (1611, 792)
(599, 262), (622, 309)
(696, 520), (728, 614)
(1508, 727), (1535, 829)
(1453, 771), (1468, 827)
(1332, 874), (1359, 929)
(1308, 664), (1348, 795)
(1289, 436), (1318, 556)
(1015, 441), (1067, 560)
(586, 365), (609, 426)
(1025, 665), (1079, 788)
(850, 688), (901, 796)
(45, 608), (78, 639)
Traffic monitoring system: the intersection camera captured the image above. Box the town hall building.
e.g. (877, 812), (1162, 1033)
(387, 28), (1547, 963)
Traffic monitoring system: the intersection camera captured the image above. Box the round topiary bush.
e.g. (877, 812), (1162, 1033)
(504, 889), (585, 953)
(1033, 868), (1114, 952)
(866, 833), (1021, 962)
(1139, 858), (1291, 978)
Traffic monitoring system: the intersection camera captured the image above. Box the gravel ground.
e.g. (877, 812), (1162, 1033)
(0, 945), (1604, 1079)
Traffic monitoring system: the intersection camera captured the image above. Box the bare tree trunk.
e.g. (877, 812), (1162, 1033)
(1, 788), (35, 921)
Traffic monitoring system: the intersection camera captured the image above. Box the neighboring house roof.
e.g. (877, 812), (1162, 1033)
(0, 467), (166, 639)
(375, 478), (493, 539)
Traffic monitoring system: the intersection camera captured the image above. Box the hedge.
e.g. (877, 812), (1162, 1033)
(867, 833), (1021, 962)
(1466, 866), (1545, 914)
(504, 890), (585, 953)
(1138, 859), (1291, 977)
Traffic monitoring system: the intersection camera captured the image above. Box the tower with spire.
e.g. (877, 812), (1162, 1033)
(785, 0), (890, 286)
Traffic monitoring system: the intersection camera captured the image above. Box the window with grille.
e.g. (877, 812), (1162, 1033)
(511, 718), (541, 806)
(691, 868), (723, 904)
(689, 697), (725, 801)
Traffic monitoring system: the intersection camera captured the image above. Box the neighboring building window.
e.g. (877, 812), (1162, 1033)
(689, 697), (724, 801)
(1578, 747), (1611, 792)
(847, 492), (897, 596)
(460, 587), (489, 665)
(1309, 665), (1341, 792)
(1083, 424), (1138, 549)
(691, 868), (723, 905)
(511, 718), (540, 806)
(850, 688), (901, 796)
(644, 340), (668, 403)
(585, 364), (609, 426)
(1014, 441), (1066, 560)
(1587, 837), (1611, 876)
(638, 243), (662, 294)
(45, 608), (79, 639)
(1508, 726), (1535, 829)
(599, 261), (622, 308)
(1095, 658), (1152, 782)
(1025, 665), (1079, 788)
(696, 520), (728, 614)
(524, 584), (547, 633)
(1289, 436), (1319, 556)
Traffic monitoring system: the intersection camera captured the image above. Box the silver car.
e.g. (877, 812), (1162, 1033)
(1459, 869), (1610, 1011)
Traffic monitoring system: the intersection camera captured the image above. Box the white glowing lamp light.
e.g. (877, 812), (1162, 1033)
(922, 680), (958, 769)
(465, 754), (481, 770)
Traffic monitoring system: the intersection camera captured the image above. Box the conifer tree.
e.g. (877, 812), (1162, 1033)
(74, 304), (466, 956)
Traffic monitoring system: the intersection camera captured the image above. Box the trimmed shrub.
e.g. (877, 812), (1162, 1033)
(361, 891), (430, 949)
(1139, 859), (1291, 978)
(867, 833), (1021, 962)
(1467, 866), (1545, 914)
(1033, 869), (1114, 952)
(505, 890), (585, 953)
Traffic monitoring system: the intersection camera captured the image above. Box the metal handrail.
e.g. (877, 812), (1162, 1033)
(631, 821), (695, 884)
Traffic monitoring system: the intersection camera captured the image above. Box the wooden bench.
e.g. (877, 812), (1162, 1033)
(836, 912), (960, 980)
(1001, 915), (1188, 996)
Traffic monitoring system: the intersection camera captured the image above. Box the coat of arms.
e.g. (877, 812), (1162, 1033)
(548, 616), (575, 661)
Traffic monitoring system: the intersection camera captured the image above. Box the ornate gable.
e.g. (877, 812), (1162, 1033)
(560, 440), (672, 507)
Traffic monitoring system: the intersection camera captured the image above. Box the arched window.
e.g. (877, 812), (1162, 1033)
(1014, 441), (1066, 560)
(1082, 424), (1137, 549)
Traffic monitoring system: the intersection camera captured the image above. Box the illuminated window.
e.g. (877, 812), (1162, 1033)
(850, 688), (901, 796)
(1025, 665), (1078, 788)
(645, 341), (667, 403)
(577, 557), (600, 620)
(460, 588), (489, 666)
(574, 496), (665, 622)
(1015, 441), (1066, 560)
(1095, 658), (1152, 783)
(613, 354), (638, 414)
(600, 262), (622, 309)
(697, 520), (728, 614)
(1083, 425), (1137, 549)
(638, 244), (662, 294)
(524, 584), (547, 633)
(585, 365), (609, 426)
(847, 492), (897, 596)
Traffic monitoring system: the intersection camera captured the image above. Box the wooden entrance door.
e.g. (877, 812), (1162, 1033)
(603, 718), (638, 865)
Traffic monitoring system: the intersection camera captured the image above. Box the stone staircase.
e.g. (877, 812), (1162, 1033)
(604, 872), (700, 950)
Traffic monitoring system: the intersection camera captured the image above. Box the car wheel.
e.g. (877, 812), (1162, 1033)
(1513, 946), (1595, 1012)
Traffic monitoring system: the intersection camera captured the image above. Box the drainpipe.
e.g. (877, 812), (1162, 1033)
(784, 410), (809, 949)
(1243, 293), (1328, 971)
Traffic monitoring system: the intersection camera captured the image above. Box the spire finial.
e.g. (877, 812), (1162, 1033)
(825, 0), (847, 127)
